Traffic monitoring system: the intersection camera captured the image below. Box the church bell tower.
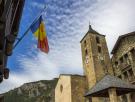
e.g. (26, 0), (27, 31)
(80, 25), (113, 89)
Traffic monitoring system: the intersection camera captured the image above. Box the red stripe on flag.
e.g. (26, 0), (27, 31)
(38, 37), (49, 53)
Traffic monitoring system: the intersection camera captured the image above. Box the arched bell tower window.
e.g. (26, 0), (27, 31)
(85, 49), (88, 56)
(84, 40), (87, 47)
(98, 46), (101, 53)
(96, 36), (100, 44)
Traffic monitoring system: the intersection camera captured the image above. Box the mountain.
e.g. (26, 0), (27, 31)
(3, 78), (58, 102)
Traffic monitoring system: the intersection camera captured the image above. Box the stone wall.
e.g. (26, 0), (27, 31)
(81, 32), (114, 102)
(111, 34), (135, 102)
(81, 32), (113, 89)
(55, 75), (87, 102)
(112, 35), (135, 59)
(55, 75), (72, 102)
(111, 35), (135, 81)
(81, 33), (97, 89)
(71, 76), (86, 102)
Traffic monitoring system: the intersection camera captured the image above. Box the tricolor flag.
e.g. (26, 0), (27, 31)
(30, 16), (49, 53)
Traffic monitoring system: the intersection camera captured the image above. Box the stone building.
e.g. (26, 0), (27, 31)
(80, 25), (114, 102)
(55, 25), (135, 102)
(55, 74), (86, 102)
(81, 26), (135, 102)
(111, 32), (135, 102)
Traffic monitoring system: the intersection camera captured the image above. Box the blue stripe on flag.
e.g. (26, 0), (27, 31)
(30, 16), (42, 33)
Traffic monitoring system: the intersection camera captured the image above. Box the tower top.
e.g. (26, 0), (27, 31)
(88, 24), (98, 34)
(80, 23), (105, 43)
(89, 24), (92, 31)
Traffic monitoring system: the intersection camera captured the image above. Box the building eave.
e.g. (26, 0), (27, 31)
(59, 74), (85, 77)
(0, 0), (25, 83)
(111, 31), (135, 54)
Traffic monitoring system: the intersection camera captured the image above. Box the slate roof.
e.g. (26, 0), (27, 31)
(59, 74), (85, 78)
(85, 75), (135, 97)
(80, 25), (105, 42)
(111, 31), (135, 54)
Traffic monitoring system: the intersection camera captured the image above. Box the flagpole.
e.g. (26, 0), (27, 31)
(13, 5), (47, 49)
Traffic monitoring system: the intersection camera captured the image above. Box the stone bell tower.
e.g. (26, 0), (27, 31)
(80, 25), (113, 101)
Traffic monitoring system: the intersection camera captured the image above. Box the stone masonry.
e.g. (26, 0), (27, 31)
(55, 26), (135, 102)
(80, 25), (113, 102)
(111, 32), (135, 102)
(55, 75), (86, 102)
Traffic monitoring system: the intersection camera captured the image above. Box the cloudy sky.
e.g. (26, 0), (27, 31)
(0, 0), (135, 93)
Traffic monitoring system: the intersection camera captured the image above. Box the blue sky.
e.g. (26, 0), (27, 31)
(1, 0), (135, 93)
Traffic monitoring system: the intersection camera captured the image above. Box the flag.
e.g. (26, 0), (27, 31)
(30, 16), (49, 53)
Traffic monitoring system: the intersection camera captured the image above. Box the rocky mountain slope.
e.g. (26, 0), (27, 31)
(3, 78), (58, 102)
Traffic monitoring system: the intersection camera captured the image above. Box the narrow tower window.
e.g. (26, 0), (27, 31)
(96, 36), (100, 44)
(98, 46), (101, 53)
(84, 40), (87, 47)
(85, 49), (88, 56)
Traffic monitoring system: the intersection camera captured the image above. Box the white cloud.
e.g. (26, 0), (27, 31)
(1, 0), (135, 93)
(31, 1), (45, 9)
